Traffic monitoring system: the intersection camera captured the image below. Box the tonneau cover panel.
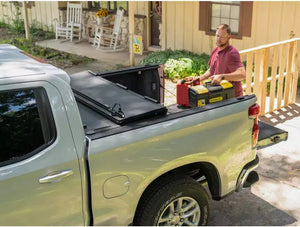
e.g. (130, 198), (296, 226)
(70, 70), (167, 125)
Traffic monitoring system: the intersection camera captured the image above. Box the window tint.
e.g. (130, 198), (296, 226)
(0, 88), (55, 166)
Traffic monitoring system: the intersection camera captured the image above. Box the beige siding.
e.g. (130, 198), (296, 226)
(166, 2), (176, 49)
(161, 1), (300, 57)
(184, 1), (194, 51)
(135, 1), (147, 15)
(0, 1), (59, 31)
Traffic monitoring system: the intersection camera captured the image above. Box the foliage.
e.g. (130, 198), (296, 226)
(0, 20), (9, 28)
(141, 49), (210, 80)
(29, 21), (55, 40)
(10, 1), (25, 35)
(0, 34), (94, 69)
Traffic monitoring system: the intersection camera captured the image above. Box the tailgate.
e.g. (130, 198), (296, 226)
(256, 121), (288, 150)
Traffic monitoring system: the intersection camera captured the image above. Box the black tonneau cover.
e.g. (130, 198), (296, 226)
(70, 71), (167, 125)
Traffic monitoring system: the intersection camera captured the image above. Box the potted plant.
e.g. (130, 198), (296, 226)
(96, 8), (109, 25)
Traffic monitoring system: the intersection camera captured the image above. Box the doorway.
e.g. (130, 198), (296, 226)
(150, 1), (162, 47)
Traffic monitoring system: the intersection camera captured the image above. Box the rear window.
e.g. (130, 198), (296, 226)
(0, 88), (55, 167)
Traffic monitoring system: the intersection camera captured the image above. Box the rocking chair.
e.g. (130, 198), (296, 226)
(93, 9), (124, 51)
(55, 2), (83, 42)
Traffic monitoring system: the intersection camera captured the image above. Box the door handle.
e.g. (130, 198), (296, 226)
(39, 169), (73, 184)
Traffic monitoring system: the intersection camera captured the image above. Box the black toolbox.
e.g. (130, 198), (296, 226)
(188, 81), (235, 107)
(70, 70), (167, 125)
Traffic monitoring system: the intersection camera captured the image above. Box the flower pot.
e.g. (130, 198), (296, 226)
(97, 17), (103, 26)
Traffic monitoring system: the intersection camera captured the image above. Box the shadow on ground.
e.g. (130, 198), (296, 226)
(209, 188), (297, 226)
(260, 103), (300, 126)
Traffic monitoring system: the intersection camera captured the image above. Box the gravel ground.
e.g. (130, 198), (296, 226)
(163, 79), (177, 106)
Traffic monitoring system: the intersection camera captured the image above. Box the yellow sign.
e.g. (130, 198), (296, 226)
(133, 35), (143, 55)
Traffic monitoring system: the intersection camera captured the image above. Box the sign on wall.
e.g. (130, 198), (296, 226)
(133, 35), (143, 55)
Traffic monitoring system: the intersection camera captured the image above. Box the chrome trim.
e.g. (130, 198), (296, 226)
(235, 163), (258, 192)
(39, 169), (73, 184)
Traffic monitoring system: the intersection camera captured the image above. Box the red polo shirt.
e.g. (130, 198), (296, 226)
(209, 45), (244, 97)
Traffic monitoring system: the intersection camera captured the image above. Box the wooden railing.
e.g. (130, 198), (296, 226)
(240, 38), (299, 115)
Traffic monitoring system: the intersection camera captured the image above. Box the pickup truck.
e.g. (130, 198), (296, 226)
(0, 44), (288, 226)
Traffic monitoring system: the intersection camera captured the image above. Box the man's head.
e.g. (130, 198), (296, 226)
(215, 24), (231, 49)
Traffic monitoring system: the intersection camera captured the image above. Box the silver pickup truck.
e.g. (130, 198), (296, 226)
(0, 45), (288, 226)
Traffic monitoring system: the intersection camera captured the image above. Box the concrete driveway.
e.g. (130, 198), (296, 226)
(209, 97), (300, 225)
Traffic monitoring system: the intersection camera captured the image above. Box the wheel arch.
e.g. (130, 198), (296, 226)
(133, 162), (221, 224)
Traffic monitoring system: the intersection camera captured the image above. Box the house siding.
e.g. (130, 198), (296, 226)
(160, 1), (300, 68)
(0, 1), (298, 61)
(0, 2), (59, 31)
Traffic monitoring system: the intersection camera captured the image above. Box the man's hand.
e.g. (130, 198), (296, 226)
(211, 74), (223, 85)
(177, 76), (199, 85)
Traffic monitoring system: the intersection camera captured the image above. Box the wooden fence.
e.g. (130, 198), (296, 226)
(240, 38), (299, 115)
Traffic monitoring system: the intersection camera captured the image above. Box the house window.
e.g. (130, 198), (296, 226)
(211, 1), (240, 34)
(89, 1), (128, 14)
(199, 1), (253, 39)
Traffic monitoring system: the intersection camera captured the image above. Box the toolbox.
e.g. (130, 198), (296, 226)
(177, 80), (235, 107)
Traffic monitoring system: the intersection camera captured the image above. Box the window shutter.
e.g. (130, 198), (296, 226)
(199, 1), (210, 31)
(240, 1), (253, 37)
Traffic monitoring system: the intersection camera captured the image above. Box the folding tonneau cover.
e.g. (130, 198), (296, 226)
(70, 70), (167, 125)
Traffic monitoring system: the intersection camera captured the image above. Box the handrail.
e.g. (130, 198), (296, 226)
(239, 38), (300, 54)
(239, 38), (299, 115)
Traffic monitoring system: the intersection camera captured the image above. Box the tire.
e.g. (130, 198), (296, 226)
(134, 176), (210, 226)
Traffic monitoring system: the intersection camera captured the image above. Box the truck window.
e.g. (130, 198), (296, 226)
(0, 88), (56, 167)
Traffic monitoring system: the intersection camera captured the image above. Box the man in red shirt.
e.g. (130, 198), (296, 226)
(198, 24), (246, 97)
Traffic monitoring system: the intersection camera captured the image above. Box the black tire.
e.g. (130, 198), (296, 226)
(134, 175), (210, 226)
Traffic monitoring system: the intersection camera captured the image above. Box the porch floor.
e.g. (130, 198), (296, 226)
(35, 39), (148, 73)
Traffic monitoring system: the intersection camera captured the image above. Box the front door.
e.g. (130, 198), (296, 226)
(150, 1), (162, 46)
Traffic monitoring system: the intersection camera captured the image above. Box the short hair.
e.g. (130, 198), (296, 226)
(217, 24), (231, 35)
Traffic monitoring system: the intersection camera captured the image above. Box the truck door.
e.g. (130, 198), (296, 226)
(257, 121), (288, 149)
(0, 82), (84, 225)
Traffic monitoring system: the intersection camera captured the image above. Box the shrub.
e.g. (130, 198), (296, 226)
(141, 49), (210, 80)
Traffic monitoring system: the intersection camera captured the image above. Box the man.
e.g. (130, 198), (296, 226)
(197, 24), (246, 97)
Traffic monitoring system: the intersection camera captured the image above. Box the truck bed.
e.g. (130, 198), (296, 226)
(77, 95), (255, 140)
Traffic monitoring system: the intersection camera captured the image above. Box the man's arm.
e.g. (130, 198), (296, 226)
(211, 66), (246, 85)
(199, 68), (211, 81)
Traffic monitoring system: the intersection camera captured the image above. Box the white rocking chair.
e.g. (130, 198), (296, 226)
(93, 9), (124, 51)
(56, 2), (82, 42)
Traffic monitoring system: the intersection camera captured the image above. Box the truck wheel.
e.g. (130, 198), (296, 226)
(134, 176), (210, 226)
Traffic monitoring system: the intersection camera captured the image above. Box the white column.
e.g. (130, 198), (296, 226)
(23, 1), (30, 40)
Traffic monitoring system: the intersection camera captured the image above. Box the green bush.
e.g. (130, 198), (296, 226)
(29, 22), (55, 40)
(0, 20), (9, 28)
(141, 49), (210, 80)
